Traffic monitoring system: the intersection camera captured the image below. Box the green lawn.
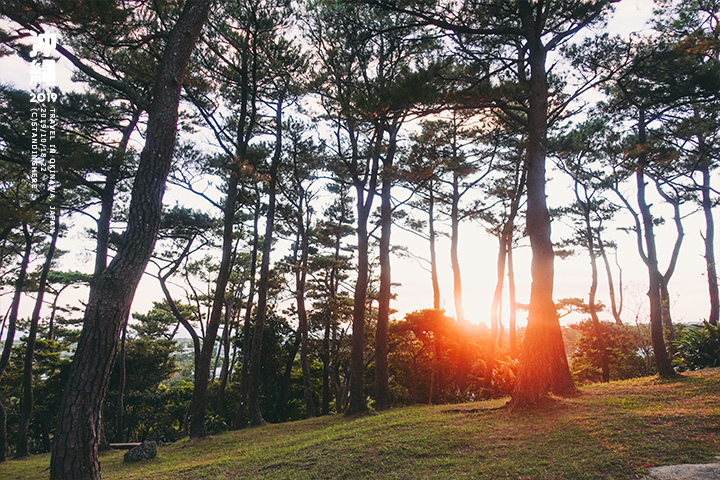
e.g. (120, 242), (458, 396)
(2, 369), (719, 479)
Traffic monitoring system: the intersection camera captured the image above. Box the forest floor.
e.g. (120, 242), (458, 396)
(1, 368), (719, 480)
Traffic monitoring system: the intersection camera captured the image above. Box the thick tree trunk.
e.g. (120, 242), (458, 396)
(699, 160), (719, 325)
(17, 208), (60, 458)
(49, 3), (212, 477)
(510, 37), (575, 408)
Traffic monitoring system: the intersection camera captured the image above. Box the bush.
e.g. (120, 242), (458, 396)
(673, 322), (720, 372)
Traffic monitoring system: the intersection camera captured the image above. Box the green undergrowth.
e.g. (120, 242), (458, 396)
(2, 369), (719, 479)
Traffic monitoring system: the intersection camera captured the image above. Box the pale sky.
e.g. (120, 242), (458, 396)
(2, 0), (716, 336)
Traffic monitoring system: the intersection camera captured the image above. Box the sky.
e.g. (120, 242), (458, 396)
(1, 0), (717, 336)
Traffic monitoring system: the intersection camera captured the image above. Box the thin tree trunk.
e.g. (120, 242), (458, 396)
(346, 124), (380, 416)
(188, 167), (238, 438)
(234, 196), (260, 429)
(0, 226), (33, 462)
(578, 189), (609, 382)
(297, 196), (315, 418)
(279, 331), (301, 421)
(17, 208), (61, 457)
(699, 159), (718, 325)
(115, 320), (127, 443)
(375, 125), (398, 411)
(217, 300), (235, 419)
(450, 173), (465, 324)
(598, 233), (623, 325)
(508, 240), (518, 358)
(428, 187), (440, 310)
(49, 3), (212, 477)
(486, 234), (507, 393)
(247, 97), (284, 426)
(635, 110), (673, 378)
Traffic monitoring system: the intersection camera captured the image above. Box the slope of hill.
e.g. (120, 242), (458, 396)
(2, 369), (719, 480)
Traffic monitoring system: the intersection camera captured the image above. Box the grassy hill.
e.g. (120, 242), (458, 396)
(2, 369), (719, 480)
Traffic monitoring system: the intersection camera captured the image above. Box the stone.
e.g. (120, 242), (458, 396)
(122, 441), (157, 463)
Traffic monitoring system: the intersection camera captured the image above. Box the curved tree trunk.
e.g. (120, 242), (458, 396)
(49, 3), (212, 477)
(635, 111), (673, 379)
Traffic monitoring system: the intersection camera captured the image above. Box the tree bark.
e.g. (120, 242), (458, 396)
(49, 2), (212, 477)
(509, 30), (575, 408)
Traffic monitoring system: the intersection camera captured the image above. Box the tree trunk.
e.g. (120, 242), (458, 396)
(634, 110), (673, 378)
(0, 226), (33, 462)
(428, 187), (441, 310)
(188, 166), (238, 438)
(297, 195), (315, 418)
(450, 173), (465, 324)
(17, 208), (60, 458)
(699, 159), (718, 325)
(375, 125), (398, 411)
(346, 124), (380, 416)
(579, 192), (609, 382)
(598, 233), (623, 325)
(279, 331), (301, 421)
(510, 35), (575, 408)
(216, 301), (234, 419)
(508, 240), (518, 358)
(247, 98), (284, 426)
(115, 320), (127, 443)
(49, 2), (212, 477)
(233, 196), (260, 429)
(486, 234), (507, 393)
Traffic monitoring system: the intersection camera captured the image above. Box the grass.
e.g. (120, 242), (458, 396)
(2, 369), (720, 480)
